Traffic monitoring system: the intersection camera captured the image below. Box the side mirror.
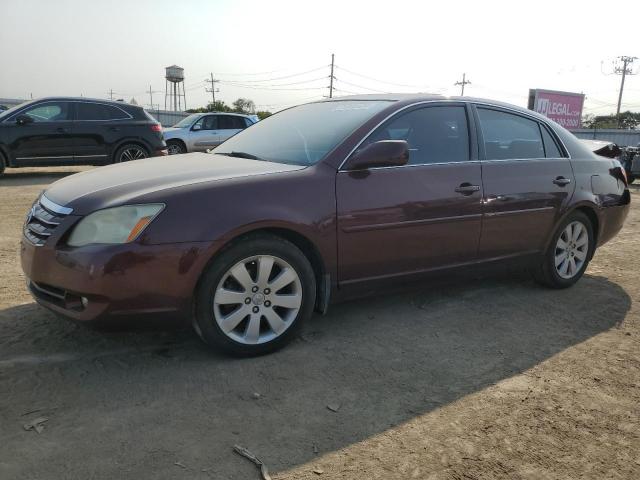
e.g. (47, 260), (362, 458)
(16, 114), (33, 125)
(344, 140), (409, 170)
(191, 123), (202, 131)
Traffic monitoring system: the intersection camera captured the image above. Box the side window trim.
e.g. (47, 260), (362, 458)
(341, 101), (475, 170)
(539, 122), (568, 159)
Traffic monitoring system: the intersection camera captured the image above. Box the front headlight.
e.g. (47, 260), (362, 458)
(67, 204), (164, 247)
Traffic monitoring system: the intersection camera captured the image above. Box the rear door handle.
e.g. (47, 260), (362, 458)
(455, 183), (481, 195)
(553, 176), (571, 187)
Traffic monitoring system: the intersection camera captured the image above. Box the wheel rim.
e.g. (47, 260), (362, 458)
(555, 221), (589, 279)
(213, 255), (303, 345)
(167, 144), (182, 155)
(120, 146), (147, 162)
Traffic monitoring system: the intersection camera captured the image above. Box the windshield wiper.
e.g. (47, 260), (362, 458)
(216, 151), (263, 160)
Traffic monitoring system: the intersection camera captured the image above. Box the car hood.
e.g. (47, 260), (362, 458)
(44, 153), (305, 215)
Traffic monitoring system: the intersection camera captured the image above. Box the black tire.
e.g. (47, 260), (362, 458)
(167, 140), (186, 155)
(532, 211), (594, 289)
(0, 154), (5, 176)
(194, 234), (316, 356)
(113, 143), (149, 163)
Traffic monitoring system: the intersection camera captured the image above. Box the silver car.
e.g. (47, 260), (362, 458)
(163, 112), (257, 154)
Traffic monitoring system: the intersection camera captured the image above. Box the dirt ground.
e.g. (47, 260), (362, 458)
(0, 166), (638, 480)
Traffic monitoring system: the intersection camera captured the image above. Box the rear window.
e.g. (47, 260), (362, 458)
(477, 108), (544, 160)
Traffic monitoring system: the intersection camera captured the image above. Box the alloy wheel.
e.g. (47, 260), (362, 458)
(120, 146), (148, 162)
(213, 255), (302, 345)
(167, 143), (183, 155)
(554, 221), (589, 279)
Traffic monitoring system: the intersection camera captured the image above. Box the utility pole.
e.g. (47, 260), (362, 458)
(614, 56), (638, 123)
(147, 85), (160, 110)
(205, 73), (219, 107)
(454, 73), (471, 96)
(108, 89), (114, 100)
(329, 53), (335, 98)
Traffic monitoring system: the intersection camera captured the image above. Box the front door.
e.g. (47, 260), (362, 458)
(336, 104), (483, 285)
(474, 106), (576, 259)
(9, 101), (75, 166)
(190, 115), (220, 151)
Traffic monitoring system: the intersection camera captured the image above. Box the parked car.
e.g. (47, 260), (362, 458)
(0, 97), (167, 175)
(0, 105), (8, 113)
(21, 94), (630, 356)
(163, 112), (257, 154)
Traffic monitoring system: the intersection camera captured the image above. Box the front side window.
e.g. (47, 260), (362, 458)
(364, 105), (470, 165)
(477, 108), (544, 160)
(202, 115), (217, 130)
(20, 102), (71, 122)
(213, 100), (392, 166)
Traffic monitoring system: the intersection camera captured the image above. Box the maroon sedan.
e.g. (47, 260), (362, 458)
(21, 94), (631, 355)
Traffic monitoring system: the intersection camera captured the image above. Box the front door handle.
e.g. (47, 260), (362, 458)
(553, 176), (571, 187)
(55, 127), (68, 133)
(455, 183), (481, 195)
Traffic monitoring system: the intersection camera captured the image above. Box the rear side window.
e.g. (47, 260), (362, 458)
(219, 115), (247, 130)
(477, 108), (544, 160)
(365, 105), (470, 165)
(76, 103), (130, 121)
(540, 125), (563, 158)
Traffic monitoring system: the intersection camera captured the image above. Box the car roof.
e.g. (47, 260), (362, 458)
(189, 111), (253, 118)
(18, 97), (143, 110)
(318, 93), (551, 124)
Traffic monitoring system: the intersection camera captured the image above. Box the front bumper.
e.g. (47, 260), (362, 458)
(21, 236), (213, 322)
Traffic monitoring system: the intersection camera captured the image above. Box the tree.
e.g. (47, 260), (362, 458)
(582, 111), (640, 129)
(256, 110), (272, 120)
(232, 98), (256, 114)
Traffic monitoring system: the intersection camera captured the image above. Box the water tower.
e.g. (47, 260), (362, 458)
(164, 65), (187, 111)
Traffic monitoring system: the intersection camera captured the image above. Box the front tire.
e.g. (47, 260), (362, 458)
(167, 140), (186, 155)
(533, 211), (594, 289)
(194, 235), (316, 356)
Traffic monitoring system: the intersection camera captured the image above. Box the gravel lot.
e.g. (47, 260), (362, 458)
(1, 167), (639, 480)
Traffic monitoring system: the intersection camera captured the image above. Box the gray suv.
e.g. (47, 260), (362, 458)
(163, 112), (257, 154)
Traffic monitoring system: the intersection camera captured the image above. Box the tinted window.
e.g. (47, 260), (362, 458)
(477, 108), (544, 160)
(218, 115), (247, 130)
(540, 125), (563, 158)
(107, 105), (129, 120)
(21, 102), (71, 122)
(202, 115), (218, 130)
(213, 100), (392, 166)
(76, 102), (110, 120)
(365, 105), (469, 165)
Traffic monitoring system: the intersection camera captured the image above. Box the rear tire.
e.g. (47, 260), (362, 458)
(194, 235), (316, 356)
(533, 211), (594, 289)
(113, 143), (149, 163)
(167, 140), (186, 155)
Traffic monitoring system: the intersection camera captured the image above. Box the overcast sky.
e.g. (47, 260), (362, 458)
(1, 0), (639, 114)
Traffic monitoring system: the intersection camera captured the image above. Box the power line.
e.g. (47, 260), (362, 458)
(222, 76), (327, 88)
(334, 65), (433, 90)
(216, 66), (327, 83)
(334, 78), (389, 94)
(217, 81), (326, 92)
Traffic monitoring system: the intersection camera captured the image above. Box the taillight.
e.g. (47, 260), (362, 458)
(620, 165), (629, 186)
(150, 124), (162, 132)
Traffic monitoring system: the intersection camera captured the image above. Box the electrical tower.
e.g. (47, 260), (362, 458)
(205, 73), (220, 107)
(614, 56), (638, 122)
(454, 73), (471, 96)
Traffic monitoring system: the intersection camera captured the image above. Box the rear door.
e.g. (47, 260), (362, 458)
(73, 101), (132, 164)
(336, 103), (483, 284)
(218, 115), (247, 143)
(474, 106), (575, 259)
(8, 101), (75, 166)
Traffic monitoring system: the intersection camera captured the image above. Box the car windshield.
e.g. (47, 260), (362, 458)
(0, 102), (28, 120)
(213, 100), (393, 166)
(173, 114), (201, 128)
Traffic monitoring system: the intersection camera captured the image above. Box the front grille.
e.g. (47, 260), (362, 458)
(23, 197), (70, 246)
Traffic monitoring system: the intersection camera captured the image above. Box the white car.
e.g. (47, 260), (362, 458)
(163, 112), (258, 154)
